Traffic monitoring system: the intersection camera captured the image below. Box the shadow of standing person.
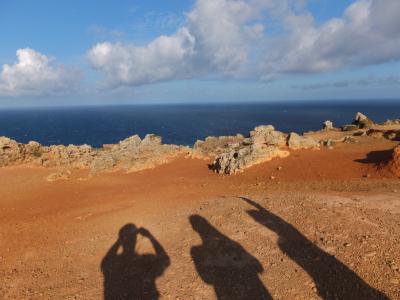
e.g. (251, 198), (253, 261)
(190, 215), (271, 300)
(101, 224), (170, 300)
(241, 197), (389, 300)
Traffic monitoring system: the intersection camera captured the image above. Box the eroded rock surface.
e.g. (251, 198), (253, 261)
(211, 125), (290, 175)
(353, 112), (375, 129)
(192, 135), (244, 159)
(0, 135), (188, 176)
(288, 133), (319, 150)
(388, 145), (400, 177)
(90, 134), (189, 174)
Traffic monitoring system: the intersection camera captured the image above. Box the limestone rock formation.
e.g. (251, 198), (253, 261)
(388, 145), (400, 177)
(192, 134), (244, 159)
(211, 125), (289, 175)
(90, 134), (188, 174)
(287, 133), (319, 150)
(323, 120), (334, 131)
(0, 134), (188, 176)
(353, 112), (374, 129)
(212, 144), (289, 175)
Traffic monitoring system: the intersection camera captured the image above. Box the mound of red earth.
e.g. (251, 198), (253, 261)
(388, 145), (400, 177)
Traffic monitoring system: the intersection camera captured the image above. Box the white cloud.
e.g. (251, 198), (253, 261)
(88, 0), (400, 87)
(0, 48), (80, 96)
(264, 0), (400, 76)
(88, 0), (262, 87)
(88, 27), (196, 86)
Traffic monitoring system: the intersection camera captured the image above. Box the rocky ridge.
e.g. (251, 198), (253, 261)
(1, 112), (399, 178)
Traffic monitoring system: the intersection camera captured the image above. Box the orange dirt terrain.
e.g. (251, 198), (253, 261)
(1, 138), (400, 299)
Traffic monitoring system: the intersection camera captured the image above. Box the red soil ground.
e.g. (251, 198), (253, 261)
(0, 138), (399, 299)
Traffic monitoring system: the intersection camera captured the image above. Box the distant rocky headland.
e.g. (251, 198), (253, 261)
(1, 112), (399, 181)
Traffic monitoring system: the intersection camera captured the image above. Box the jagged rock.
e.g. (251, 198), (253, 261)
(192, 134), (244, 159)
(288, 133), (319, 150)
(388, 146), (400, 178)
(0, 137), (45, 166)
(210, 125), (290, 175)
(0, 137), (23, 166)
(248, 125), (287, 147)
(90, 134), (188, 174)
(353, 112), (374, 129)
(323, 120), (334, 131)
(383, 119), (400, 126)
(40, 144), (96, 168)
(211, 144), (289, 175)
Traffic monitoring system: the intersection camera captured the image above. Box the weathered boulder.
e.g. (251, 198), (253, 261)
(210, 125), (290, 175)
(388, 145), (400, 177)
(0, 137), (24, 166)
(0, 137), (45, 166)
(40, 144), (96, 168)
(353, 112), (374, 129)
(90, 134), (188, 174)
(192, 134), (244, 159)
(247, 125), (287, 147)
(323, 120), (334, 131)
(288, 133), (319, 150)
(211, 144), (289, 175)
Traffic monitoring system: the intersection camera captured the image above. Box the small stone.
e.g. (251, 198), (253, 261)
(344, 243), (352, 247)
(277, 166), (283, 171)
(365, 251), (377, 258)
(270, 175), (276, 180)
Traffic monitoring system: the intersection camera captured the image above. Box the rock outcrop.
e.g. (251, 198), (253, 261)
(287, 133), (319, 150)
(211, 125), (289, 175)
(212, 144), (289, 175)
(192, 134), (244, 159)
(323, 120), (334, 131)
(90, 134), (188, 174)
(0, 134), (188, 176)
(0, 136), (97, 168)
(353, 112), (374, 129)
(388, 145), (400, 177)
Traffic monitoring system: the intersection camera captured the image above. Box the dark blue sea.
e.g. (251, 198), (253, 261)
(0, 101), (399, 147)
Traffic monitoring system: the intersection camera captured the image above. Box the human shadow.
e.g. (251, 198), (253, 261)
(241, 197), (389, 300)
(101, 224), (170, 300)
(190, 215), (271, 300)
(354, 149), (393, 167)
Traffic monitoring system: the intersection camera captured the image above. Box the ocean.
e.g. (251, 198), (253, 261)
(0, 101), (399, 147)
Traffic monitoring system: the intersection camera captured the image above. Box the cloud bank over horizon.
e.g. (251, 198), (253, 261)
(1, 0), (400, 98)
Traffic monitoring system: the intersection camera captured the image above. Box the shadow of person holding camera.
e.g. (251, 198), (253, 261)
(101, 224), (170, 300)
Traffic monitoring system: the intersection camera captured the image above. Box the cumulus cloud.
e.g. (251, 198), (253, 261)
(265, 0), (400, 76)
(88, 28), (196, 87)
(0, 48), (80, 96)
(88, 0), (400, 87)
(88, 0), (263, 87)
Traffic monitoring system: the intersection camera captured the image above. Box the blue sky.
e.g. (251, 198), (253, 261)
(0, 0), (399, 106)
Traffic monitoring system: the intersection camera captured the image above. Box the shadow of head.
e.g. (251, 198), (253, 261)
(189, 215), (217, 236)
(119, 223), (138, 252)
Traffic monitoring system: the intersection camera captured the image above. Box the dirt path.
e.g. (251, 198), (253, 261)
(1, 140), (400, 299)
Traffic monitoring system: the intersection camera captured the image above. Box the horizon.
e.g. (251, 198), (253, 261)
(1, 0), (400, 107)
